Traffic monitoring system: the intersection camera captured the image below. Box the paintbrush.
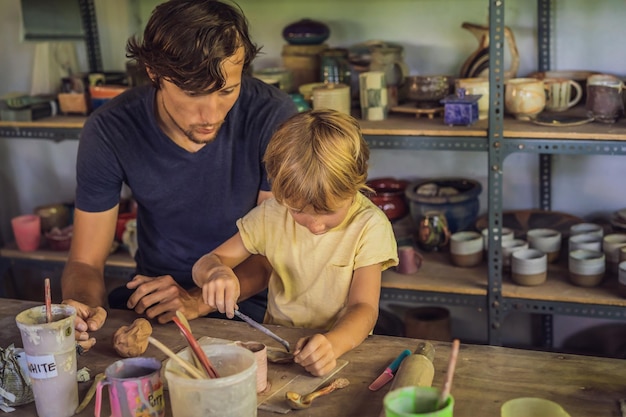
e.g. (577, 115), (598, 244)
(148, 336), (206, 379)
(172, 315), (219, 378)
(44, 278), (52, 323)
(438, 339), (460, 409)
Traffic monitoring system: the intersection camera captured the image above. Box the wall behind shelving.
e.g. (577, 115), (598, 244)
(1, 0), (625, 347)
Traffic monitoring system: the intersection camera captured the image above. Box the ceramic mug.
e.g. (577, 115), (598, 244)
(396, 245), (424, 274)
(543, 77), (582, 112)
(568, 249), (605, 287)
(95, 357), (165, 417)
(527, 228), (562, 263)
(586, 74), (624, 123)
(504, 78), (546, 120)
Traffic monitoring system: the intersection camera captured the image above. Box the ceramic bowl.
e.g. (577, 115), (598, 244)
(282, 19), (330, 45)
(45, 225), (73, 251)
(405, 177), (482, 234)
(366, 177), (409, 220)
(406, 75), (453, 108)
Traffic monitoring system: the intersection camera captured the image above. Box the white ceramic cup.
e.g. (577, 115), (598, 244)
(501, 239), (529, 269)
(568, 233), (602, 253)
(511, 248), (547, 286)
(481, 227), (514, 251)
(569, 222), (604, 239)
(527, 228), (562, 263)
(450, 231), (483, 267)
(602, 233), (626, 276)
(568, 249), (605, 287)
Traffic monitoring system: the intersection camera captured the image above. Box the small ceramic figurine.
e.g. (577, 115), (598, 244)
(441, 88), (481, 126)
(416, 210), (451, 252)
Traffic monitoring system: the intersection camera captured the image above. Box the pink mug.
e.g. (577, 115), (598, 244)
(396, 246), (424, 274)
(11, 214), (41, 252)
(95, 357), (165, 417)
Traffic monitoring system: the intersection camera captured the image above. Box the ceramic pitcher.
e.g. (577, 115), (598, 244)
(368, 42), (409, 106)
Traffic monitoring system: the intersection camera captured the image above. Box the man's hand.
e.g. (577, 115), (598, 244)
(126, 275), (205, 323)
(62, 299), (107, 353)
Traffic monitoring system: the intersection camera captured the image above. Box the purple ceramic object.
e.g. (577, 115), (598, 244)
(282, 19), (330, 45)
(440, 88), (481, 126)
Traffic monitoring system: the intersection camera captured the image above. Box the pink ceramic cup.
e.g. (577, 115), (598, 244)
(11, 214), (41, 252)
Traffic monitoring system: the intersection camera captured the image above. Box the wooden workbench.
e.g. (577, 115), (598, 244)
(0, 298), (623, 416)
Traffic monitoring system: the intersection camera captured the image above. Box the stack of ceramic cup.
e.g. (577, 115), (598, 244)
(527, 228), (562, 264)
(568, 223), (605, 287)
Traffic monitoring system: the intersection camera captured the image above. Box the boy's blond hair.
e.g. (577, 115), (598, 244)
(264, 109), (371, 212)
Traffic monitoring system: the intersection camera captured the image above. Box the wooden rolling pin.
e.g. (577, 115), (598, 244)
(378, 341), (436, 417)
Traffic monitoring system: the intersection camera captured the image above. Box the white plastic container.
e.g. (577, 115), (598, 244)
(165, 343), (257, 417)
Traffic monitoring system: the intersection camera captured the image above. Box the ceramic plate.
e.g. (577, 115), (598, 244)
(475, 209), (584, 240)
(531, 114), (594, 127)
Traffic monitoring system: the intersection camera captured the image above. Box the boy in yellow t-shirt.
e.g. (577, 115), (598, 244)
(192, 109), (398, 376)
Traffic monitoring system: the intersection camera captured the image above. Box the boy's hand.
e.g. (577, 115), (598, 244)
(293, 334), (338, 377)
(200, 265), (241, 318)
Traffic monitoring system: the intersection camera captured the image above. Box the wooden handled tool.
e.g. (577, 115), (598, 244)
(378, 341), (435, 417)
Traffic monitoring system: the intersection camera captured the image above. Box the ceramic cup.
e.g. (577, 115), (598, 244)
(501, 397), (571, 417)
(359, 71), (389, 121)
(384, 386), (454, 417)
(569, 222), (604, 239)
(501, 239), (529, 270)
(235, 341), (268, 393)
(568, 233), (602, 253)
(619, 261), (626, 298)
(504, 78), (546, 120)
(455, 77), (489, 120)
(586, 74), (624, 123)
(511, 249), (547, 286)
(543, 77), (583, 112)
(568, 249), (605, 287)
(481, 227), (514, 251)
(396, 245), (424, 274)
(602, 233), (626, 276)
(11, 214), (41, 252)
(450, 231), (483, 267)
(527, 228), (562, 263)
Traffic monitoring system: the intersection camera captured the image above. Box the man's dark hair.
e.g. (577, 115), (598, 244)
(126, 0), (260, 93)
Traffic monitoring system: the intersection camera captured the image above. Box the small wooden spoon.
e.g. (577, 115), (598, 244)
(286, 378), (350, 409)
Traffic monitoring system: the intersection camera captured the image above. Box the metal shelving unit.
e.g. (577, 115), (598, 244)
(1, 0), (625, 349)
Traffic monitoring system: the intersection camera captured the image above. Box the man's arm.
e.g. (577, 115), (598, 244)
(61, 206), (119, 307)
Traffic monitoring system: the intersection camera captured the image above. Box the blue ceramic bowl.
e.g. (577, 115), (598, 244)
(282, 19), (330, 45)
(405, 178), (482, 233)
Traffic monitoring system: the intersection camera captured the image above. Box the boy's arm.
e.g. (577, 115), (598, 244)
(294, 263), (382, 376)
(192, 233), (253, 317)
(326, 263), (382, 356)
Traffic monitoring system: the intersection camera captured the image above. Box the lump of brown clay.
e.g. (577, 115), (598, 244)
(112, 318), (152, 358)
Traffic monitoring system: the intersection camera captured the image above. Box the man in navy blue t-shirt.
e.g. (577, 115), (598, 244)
(61, 0), (297, 351)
